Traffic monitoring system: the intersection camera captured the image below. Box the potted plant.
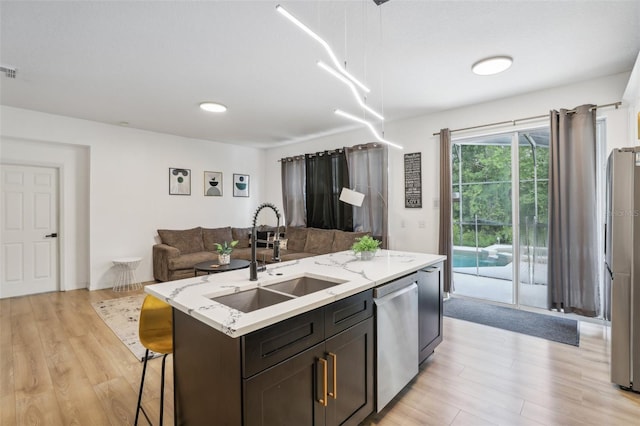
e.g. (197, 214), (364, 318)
(214, 240), (238, 265)
(351, 235), (381, 260)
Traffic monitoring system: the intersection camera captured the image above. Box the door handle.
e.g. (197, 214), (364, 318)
(45, 233), (58, 238)
(328, 352), (337, 399)
(317, 358), (328, 407)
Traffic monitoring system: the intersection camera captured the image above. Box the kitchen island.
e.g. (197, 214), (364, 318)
(146, 249), (445, 425)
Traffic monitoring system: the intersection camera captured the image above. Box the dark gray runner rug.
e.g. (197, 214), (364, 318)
(444, 297), (579, 346)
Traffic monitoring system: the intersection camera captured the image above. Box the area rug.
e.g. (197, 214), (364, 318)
(444, 297), (579, 346)
(91, 294), (160, 362)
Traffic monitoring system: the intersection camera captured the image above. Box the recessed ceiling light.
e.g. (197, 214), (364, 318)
(472, 56), (513, 76)
(199, 102), (227, 113)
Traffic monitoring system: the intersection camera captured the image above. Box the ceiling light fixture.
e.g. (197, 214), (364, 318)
(334, 109), (403, 149)
(471, 56), (513, 76)
(199, 102), (227, 113)
(276, 4), (371, 93)
(317, 61), (384, 120)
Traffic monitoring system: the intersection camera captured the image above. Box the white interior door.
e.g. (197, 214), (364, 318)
(1, 164), (59, 298)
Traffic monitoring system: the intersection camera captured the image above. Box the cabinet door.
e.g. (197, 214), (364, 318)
(418, 263), (443, 363)
(244, 343), (326, 426)
(325, 317), (374, 426)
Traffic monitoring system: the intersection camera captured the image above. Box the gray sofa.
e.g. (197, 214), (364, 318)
(152, 226), (369, 282)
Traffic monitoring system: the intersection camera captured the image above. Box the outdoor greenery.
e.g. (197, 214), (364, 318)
(452, 132), (549, 249)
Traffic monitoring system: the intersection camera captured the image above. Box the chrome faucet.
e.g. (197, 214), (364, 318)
(250, 203), (281, 281)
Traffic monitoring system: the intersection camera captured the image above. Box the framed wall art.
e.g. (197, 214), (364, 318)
(204, 171), (223, 196)
(233, 173), (250, 197)
(404, 153), (422, 208)
(169, 168), (191, 195)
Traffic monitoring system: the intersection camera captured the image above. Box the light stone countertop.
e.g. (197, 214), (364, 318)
(145, 249), (446, 337)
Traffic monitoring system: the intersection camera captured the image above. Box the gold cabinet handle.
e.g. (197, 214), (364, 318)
(318, 358), (328, 406)
(328, 352), (337, 399)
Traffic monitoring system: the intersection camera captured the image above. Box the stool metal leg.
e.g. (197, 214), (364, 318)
(135, 350), (168, 426)
(135, 349), (152, 425)
(159, 353), (168, 425)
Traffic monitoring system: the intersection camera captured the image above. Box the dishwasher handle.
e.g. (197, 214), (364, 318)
(373, 272), (418, 298)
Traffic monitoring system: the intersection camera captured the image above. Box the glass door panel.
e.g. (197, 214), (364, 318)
(451, 135), (513, 304)
(517, 130), (549, 308)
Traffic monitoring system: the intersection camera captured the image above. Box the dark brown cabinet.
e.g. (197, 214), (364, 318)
(417, 262), (444, 364)
(244, 317), (374, 426)
(173, 290), (374, 426)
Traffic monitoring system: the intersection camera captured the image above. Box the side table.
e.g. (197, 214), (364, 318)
(112, 257), (143, 292)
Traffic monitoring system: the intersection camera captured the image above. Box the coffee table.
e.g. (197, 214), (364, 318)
(194, 259), (250, 276)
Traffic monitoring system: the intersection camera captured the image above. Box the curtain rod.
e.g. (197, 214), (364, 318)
(431, 101), (622, 136)
(277, 142), (383, 162)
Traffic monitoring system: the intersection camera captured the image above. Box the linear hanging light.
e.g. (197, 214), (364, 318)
(317, 61), (384, 120)
(276, 4), (371, 93)
(334, 109), (402, 149)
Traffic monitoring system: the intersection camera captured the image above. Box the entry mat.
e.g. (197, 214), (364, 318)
(443, 297), (579, 346)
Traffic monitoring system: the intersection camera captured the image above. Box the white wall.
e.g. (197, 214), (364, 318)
(623, 52), (640, 145)
(265, 72), (633, 255)
(1, 106), (267, 290)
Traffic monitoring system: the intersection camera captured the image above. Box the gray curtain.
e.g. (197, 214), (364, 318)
(548, 105), (599, 317)
(281, 156), (306, 227)
(438, 129), (453, 293)
(345, 143), (389, 247)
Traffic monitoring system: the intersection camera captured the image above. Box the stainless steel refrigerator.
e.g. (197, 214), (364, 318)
(606, 146), (640, 391)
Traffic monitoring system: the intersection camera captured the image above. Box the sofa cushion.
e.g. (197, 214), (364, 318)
(167, 251), (216, 270)
(279, 251), (315, 262)
(232, 227), (252, 249)
(285, 227), (308, 252)
(332, 230), (370, 252)
(202, 226), (234, 251)
(157, 227), (204, 255)
(304, 228), (336, 255)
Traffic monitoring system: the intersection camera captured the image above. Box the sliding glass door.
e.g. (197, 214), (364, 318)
(517, 130), (549, 308)
(451, 127), (550, 308)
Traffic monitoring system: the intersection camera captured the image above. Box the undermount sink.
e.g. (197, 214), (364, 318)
(211, 288), (294, 313)
(210, 275), (347, 313)
(265, 276), (346, 296)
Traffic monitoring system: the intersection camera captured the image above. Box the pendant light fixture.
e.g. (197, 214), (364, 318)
(335, 109), (402, 149)
(276, 4), (370, 93)
(317, 61), (384, 120)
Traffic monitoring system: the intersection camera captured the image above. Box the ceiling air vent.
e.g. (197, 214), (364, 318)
(0, 66), (17, 79)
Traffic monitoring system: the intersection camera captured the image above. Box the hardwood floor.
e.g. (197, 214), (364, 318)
(1, 288), (639, 425)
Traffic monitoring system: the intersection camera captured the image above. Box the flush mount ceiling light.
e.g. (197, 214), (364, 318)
(317, 61), (384, 121)
(334, 109), (403, 150)
(199, 102), (227, 113)
(472, 56), (513, 76)
(276, 4), (371, 93)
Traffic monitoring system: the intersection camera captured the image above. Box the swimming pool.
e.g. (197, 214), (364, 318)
(452, 251), (510, 268)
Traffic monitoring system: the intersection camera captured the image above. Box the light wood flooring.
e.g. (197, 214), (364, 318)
(1, 288), (640, 425)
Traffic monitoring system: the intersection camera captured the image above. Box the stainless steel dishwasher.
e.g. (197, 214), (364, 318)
(374, 272), (419, 412)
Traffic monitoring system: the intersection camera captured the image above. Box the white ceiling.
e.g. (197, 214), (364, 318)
(1, 1), (639, 149)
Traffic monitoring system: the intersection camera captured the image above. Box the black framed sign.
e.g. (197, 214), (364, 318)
(404, 153), (422, 208)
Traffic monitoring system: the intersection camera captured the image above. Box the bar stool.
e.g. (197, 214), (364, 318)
(135, 295), (173, 425)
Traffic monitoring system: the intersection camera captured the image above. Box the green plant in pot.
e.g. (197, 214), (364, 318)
(351, 235), (381, 260)
(214, 240), (238, 265)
